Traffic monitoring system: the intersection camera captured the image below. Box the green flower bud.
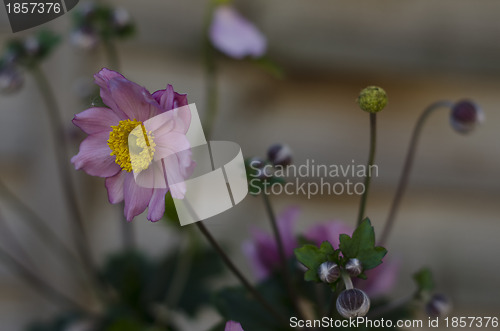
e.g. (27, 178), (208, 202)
(357, 86), (388, 113)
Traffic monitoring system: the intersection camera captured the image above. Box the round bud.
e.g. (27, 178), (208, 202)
(0, 66), (24, 95)
(318, 261), (340, 283)
(71, 27), (99, 51)
(248, 157), (273, 180)
(267, 144), (292, 167)
(426, 294), (452, 318)
(345, 258), (363, 277)
(336, 288), (370, 318)
(24, 36), (41, 56)
(357, 86), (388, 113)
(450, 100), (484, 134)
(112, 8), (131, 28)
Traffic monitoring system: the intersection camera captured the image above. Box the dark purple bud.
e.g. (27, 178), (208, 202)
(318, 261), (340, 283)
(248, 157), (273, 180)
(426, 294), (452, 317)
(345, 258), (363, 277)
(0, 66), (24, 94)
(336, 288), (370, 318)
(267, 144), (292, 167)
(450, 100), (484, 134)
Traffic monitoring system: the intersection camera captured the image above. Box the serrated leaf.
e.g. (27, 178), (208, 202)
(339, 218), (387, 270)
(294, 241), (335, 282)
(413, 268), (434, 296)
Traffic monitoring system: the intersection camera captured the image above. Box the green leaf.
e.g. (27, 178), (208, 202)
(339, 218), (387, 270)
(251, 56), (285, 79)
(413, 268), (434, 297)
(294, 241), (335, 282)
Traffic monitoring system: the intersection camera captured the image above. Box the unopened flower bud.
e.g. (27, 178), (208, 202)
(426, 294), (452, 318)
(450, 100), (484, 134)
(336, 288), (370, 318)
(345, 258), (363, 277)
(318, 261), (340, 283)
(248, 157), (273, 180)
(357, 86), (387, 113)
(112, 8), (131, 28)
(267, 144), (292, 167)
(0, 66), (24, 94)
(24, 36), (41, 56)
(71, 27), (99, 50)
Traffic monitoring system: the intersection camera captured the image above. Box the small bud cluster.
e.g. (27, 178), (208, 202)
(317, 258), (370, 318)
(0, 30), (61, 94)
(450, 100), (484, 134)
(71, 1), (135, 51)
(426, 294), (452, 318)
(246, 144), (293, 189)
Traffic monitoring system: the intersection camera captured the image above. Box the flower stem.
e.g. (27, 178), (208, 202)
(102, 38), (120, 71)
(0, 242), (92, 314)
(0, 179), (81, 269)
(262, 194), (306, 320)
(341, 270), (353, 290)
(195, 221), (289, 326)
(357, 113), (377, 226)
(31, 66), (98, 288)
(380, 101), (453, 245)
(202, 3), (218, 140)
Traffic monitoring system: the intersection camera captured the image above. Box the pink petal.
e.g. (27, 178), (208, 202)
(94, 68), (127, 119)
(105, 171), (126, 204)
(71, 132), (121, 178)
(277, 206), (300, 255)
(147, 188), (168, 222)
(209, 6), (267, 59)
(108, 78), (160, 122)
(154, 133), (191, 160)
(72, 107), (121, 135)
(123, 173), (153, 221)
(152, 84), (189, 111)
(225, 321), (244, 331)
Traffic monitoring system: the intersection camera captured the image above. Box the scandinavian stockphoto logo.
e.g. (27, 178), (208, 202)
(130, 104), (248, 226)
(3, 0), (79, 32)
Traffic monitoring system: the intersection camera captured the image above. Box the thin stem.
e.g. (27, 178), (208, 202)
(121, 220), (135, 249)
(202, 3), (218, 140)
(195, 221), (289, 326)
(31, 66), (97, 285)
(262, 194), (306, 320)
(0, 210), (34, 265)
(0, 243), (92, 314)
(102, 38), (120, 71)
(380, 101), (453, 245)
(0, 179), (81, 268)
(357, 113), (377, 226)
(341, 270), (353, 290)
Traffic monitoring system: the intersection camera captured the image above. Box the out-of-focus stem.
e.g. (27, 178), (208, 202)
(357, 113), (377, 226)
(31, 65), (97, 287)
(262, 194), (307, 321)
(380, 101), (453, 245)
(102, 38), (120, 71)
(0, 243), (92, 314)
(195, 221), (289, 327)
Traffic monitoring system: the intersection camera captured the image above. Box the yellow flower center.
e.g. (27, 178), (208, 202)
(108, 119), (156, 173)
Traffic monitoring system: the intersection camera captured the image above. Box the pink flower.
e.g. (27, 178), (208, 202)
(243, 206), (398, 297)
(71, 68), (192, 222)
(209, 6), (267, 59)
(225, 321), (244, 331)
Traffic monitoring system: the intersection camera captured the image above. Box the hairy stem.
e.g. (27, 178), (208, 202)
(380, 101), (453, 245)
(357, 113), (377, 225)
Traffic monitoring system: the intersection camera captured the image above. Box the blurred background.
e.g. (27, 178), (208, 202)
(0, 0), (499, 330)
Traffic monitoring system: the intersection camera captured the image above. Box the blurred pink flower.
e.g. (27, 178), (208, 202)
(72, 68), (192, 222)
(225, 321), (244, 331)
(209, 5), (267, 59)
(243, 206), (398, 297)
